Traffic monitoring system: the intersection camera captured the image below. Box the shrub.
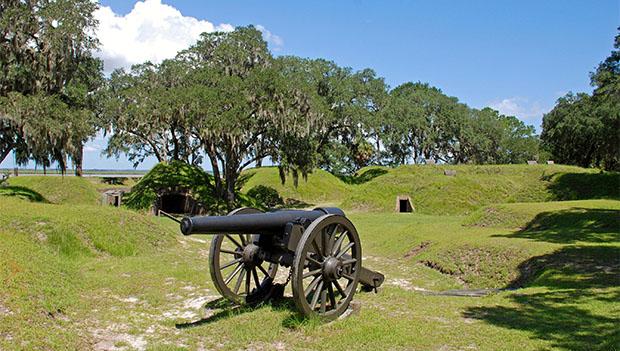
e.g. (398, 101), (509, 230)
(123, 161), (221, 212)
(247, 185), (283, 208)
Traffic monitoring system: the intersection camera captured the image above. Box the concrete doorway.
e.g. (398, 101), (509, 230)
(395, 195), (413, 213)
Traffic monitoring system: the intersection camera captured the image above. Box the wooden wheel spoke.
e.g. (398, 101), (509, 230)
(245, 269), (251, 295)
(333, 280), (346, 298)
(257, 263), (269, 277)
(320, 288), (327, 313)
(225, 234), (243, 249)
(305, 253), (322, 266)
(341, 258), (357, 266)
(310, 281), (324, 310)
(303, 268), (322, 279)
(252, 268), (261, 288)
(332, 231), (348, 256)
(304, 275), (322, 297)
(336, 242), (354, 259)
(233, 265), (245, 293)
(239, 234), (247, 246)
(224, 263), (244, 285)
(327, 283), (337, 308)
(220, 249), (239, 255)
(327, 224), (338, 255)
(311, 237), (322, 257)
(220, 257), (242, 270)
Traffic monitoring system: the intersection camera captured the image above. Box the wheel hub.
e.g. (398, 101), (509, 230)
(242, 243), (261, 267)
(323, 257), (343, 281)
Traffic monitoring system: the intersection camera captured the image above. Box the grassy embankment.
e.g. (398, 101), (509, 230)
(0, 165), (618, 350)
(243, 164), (615, 214)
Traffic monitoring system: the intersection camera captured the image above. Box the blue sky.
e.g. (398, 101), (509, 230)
(2, 0), (618, 170)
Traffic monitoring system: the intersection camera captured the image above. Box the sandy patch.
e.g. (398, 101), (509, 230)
(387, 278), (431, 292)
(119, 296), (140, 304)
(0, 304), (13, 316)
(92, 325), (147, 351)
(246, 341), (287, 351)
(162, 292), (220, 321)
(187, 237), (208, 244)
(35, 232), (48, 242)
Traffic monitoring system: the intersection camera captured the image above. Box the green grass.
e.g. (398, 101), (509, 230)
(0, 196), (178, 350)
(0, 185), (47, 202)
(242, 167), (350, 207)
(86, 177), (138, 191)
(0, 197), (175, 257)
(242, 164), (619, 215)
(1, 170), (619, 350)
(0, 228), (84, 348)
(464, 199), (620, 230)
(5, 176), (101, 205)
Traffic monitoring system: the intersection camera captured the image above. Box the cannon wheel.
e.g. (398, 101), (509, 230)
(291, 214), (361, 320)
(209, 207), (278, 306)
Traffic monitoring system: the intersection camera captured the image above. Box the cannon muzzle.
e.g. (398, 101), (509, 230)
(180, 207), (345, 235)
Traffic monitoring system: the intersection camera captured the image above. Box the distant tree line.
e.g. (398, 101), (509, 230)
(2, 2), (616, 209)
(541, 28), (619, 171)
(99, 26), (543, 206)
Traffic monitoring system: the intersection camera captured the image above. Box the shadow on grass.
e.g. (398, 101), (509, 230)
(546, 172), (620, 200)
(0, 185), (48, 202)
(175, 294), (350, 329)
(508, 245), (620, 289)
(337, 168), (388, 185)
(175, 296), (301, 329)
(497, 207), (620, 244)
(175, 298), (252, 329)
(464, 245), (620, 350)
(463, 289), (620, 350)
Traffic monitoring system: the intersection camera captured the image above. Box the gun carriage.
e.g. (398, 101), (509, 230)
(180, 207), (384, 320)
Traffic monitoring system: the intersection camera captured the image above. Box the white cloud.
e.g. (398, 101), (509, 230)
(488, 97), (550, 130)
(95, 0), (231, 72)
(94, 1), (282, 73)
(256, 24), (284, 51)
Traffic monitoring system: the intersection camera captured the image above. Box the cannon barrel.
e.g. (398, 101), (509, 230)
(180, 207), (345, 235)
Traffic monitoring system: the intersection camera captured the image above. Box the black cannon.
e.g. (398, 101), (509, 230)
(180, 207), (384, 320)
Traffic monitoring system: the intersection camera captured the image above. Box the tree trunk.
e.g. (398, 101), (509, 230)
(256, 157), (263, 168)
(74, 144), (83, 177)
(205, 144), (224, 199)
(224, 168), (238, 211)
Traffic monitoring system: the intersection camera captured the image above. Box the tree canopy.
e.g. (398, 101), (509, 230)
(381, 83), (539, 166)
(0, 0), (103, 175)
(542, 28), (619, 171)
(7, 9), (605, 210)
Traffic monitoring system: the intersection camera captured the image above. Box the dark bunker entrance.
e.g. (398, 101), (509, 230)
(160, 193), (187, 214)
(396, 196), (413, 213)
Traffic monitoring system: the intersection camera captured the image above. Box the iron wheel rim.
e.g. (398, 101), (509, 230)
(291, 214), (361, 320)
(208, 208), (278, 305)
